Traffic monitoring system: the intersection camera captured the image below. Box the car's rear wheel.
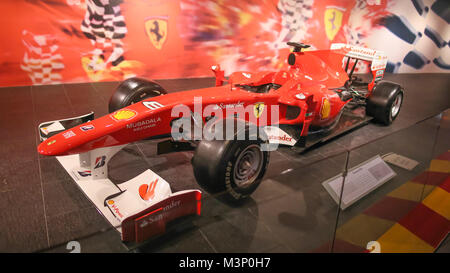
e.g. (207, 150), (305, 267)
(108, 77), (167, 113)
(366, 81), (404, 125)
(390, 92), (402, 119)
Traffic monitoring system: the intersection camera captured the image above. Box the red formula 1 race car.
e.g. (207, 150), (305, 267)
(37, 42), (403, 240)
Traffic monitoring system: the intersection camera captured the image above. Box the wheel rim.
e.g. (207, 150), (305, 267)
(233, 144), (264, 189)
(391, 93), (402, 118)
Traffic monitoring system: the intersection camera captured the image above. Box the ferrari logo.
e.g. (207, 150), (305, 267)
(324, 7), (344, 41)
(145, 17), (168, 50)
(253, 102), (265, 118)
(321, 98), (331, 119)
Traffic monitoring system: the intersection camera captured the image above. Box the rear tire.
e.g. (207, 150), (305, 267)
(366, 81), (404, 125)
(108, 77), (167, 113)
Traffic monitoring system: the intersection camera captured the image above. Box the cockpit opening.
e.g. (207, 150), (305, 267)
(236, 83), (282, 94)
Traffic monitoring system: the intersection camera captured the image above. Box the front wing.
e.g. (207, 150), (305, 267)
(39, 113), (202, 243)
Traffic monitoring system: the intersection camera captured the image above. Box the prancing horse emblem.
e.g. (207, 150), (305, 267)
(253, 102), (265, 118)
(145, 16), (168, 50)
(324, 7), (345, 41)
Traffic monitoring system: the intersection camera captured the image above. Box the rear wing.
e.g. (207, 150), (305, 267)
(330, 43), (388, 71)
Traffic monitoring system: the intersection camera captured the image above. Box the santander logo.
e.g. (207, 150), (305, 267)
(269, 135), (293, 142)
(139, 179), (159, 201)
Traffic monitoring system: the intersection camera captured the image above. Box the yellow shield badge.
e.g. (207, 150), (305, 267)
(254, 102), (265, 118)
(320, 98), (331, 119)
(145, 16), (168, 50)
(324, 7), (344, 41)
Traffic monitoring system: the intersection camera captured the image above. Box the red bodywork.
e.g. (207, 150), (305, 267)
(38, 48), (357, 156)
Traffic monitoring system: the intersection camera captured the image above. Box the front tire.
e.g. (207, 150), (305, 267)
(192, 139), (269, 201)
(108, 77), (167, 113)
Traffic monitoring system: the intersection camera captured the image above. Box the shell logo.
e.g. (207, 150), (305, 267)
(111, 109), (137, 121)
(321, 98), (331, 119)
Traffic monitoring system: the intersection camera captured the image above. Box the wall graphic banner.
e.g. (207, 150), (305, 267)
(0, 0), (448, 87)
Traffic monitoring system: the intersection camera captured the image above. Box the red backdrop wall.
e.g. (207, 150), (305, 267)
(0, 0), (448, 87)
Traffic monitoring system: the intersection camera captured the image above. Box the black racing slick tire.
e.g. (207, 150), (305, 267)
(108, 77), (167, 113)
(366, 81), (404, 125)
(192, 139), (269, 201)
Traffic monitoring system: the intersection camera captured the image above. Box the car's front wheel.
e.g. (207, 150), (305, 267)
(192, 139), (269, 202)
(108, 77), (167, 113)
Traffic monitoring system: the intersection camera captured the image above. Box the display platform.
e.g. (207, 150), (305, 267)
(0, 74), (448, 253)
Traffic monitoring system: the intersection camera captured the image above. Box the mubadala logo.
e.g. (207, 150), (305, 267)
(126, 117), (161, 129)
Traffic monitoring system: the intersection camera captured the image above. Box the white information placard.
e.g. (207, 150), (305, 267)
(322, 155), (396, 210)
(382, 152), (419, 171)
